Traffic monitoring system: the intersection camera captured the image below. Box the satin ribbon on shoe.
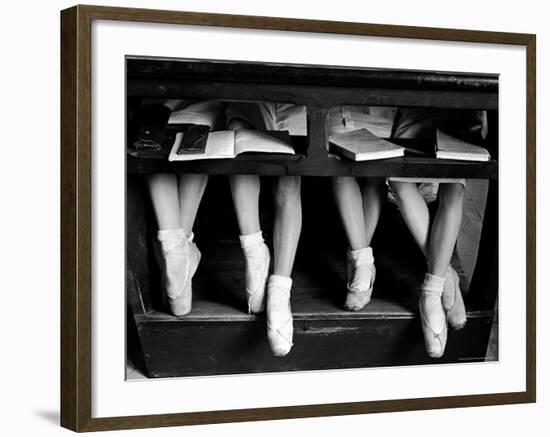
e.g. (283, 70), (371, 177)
(345, 247), (376, 311)
(240, 231), (270, 314)
(266, 275), (294, 357)
(419, 273), (448, 358)
(443, 266), (467, 330)
(157, 229), (201, 316)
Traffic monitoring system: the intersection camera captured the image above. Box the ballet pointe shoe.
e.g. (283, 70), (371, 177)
(419, 274), (448, 359)
(266, 275), (294, 357)
(240, 232), (270, 314)
(344, 247), (376, 311)
(157, 229), (201, 317)
(443, 266), (467, 330)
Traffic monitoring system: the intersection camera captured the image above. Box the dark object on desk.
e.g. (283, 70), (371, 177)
(132, 103), (171, 152)
(176, 125), (210, 155)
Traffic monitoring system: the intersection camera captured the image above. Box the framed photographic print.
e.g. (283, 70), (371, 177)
(60, 4), (536, 432)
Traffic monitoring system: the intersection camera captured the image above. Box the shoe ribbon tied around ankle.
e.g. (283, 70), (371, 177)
(348, 247), (374, 267)
(347, 247), (375, 295)
(157, 231), (194, 300)
(267, 278), (294, 355)
(267, 310), (294, 347)
(242, 246), (269, 313)
(420, 289), (444, 340)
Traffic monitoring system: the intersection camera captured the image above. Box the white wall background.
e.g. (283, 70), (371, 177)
(0, 0), (546, 435)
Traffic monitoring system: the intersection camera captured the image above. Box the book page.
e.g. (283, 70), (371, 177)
(234, 130), (294, 155)
(329, 128), (403, 154)
(204, 131), (236, 157)
(436, 129), (490, 159)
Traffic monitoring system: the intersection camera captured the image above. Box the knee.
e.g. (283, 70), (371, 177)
(227, 118), (250, 131)
(439, 183), (465, 208)
(274, 177), (301, 208)
(389, 180), (411, 202)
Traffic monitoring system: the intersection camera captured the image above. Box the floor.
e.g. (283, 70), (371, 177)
(127, 179), (498, 380)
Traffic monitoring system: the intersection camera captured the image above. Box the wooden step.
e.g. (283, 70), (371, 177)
(129, 243), (495, 378)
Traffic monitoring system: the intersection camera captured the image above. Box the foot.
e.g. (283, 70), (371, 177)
(345, 247), (375, 311)
(157, 229), (201, 317)
(240, 232), (270, 314)
(267, 275), (294, 357)
(419, 273), (448, 358)
(443, 266), (467, 330)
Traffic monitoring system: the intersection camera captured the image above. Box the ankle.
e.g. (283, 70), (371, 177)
(157, 228), (193, 253)
(347, 246), (374, 267)
(268, 275), (292, 292)
(421, 273), (445, 295)
(239, 231), (264, 252)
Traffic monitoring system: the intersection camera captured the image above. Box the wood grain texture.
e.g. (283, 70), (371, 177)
(127, 57), (499, 90)
(525, 33), (536, 404)
(60, 4), (536, 432)
(135, 316), (493, 378)
(127, 154), (498, 178)
(60, 5), (77, 431)
(60, 4), (93, 432)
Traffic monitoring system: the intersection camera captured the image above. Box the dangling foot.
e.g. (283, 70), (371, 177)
(443, 266), (467, 330)
(344, 247), (376, 311)
(157, 229), (201, 317)
(419, 273), (448, 358)
(267, 275), (294, 357)
(240, 231), (270, 314)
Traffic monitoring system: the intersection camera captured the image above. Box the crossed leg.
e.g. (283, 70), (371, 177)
(389, 181), (464, 277)
(332, 176), (385, 310)
(390, 180), (465, 357)
(147, 172), (209, 316)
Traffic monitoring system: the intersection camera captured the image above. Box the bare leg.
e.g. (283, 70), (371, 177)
(391, 181), (464, 358)
(332, 177), (382, 310)
(147, 173), (199, 317)
(361, 177), (386, 245)
(272, 176), (302, 276)
(267, 176), (301, 356)
(389, 181), (430, 257)
(147, 173), (180, 230)
(230, 175), (261, 234)
(428, 183), (464, 276)
(227, 118), (262, 235)
(332, 177), (367, 250)
(177, 174), (208, 234)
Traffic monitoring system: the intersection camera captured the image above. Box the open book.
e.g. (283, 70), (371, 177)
(168, 129), (294, 161)
(436, 129), (491, 162)
(329, 128), (404, 161)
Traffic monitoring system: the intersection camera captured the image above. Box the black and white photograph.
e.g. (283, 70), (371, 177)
(125, 56), (499, 379)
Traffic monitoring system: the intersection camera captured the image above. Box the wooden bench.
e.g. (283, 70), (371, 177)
(126, 57), (498, 377)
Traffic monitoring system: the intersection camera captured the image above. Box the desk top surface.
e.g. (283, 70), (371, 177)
(127, 56), (498, 92)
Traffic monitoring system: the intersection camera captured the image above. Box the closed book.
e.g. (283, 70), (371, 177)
(329, 128), (404, 161)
